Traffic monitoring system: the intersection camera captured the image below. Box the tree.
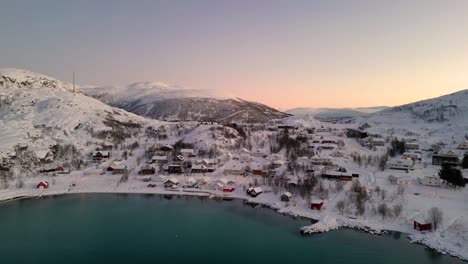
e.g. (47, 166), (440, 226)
(462, 154), (468, 169)
(336, 200), (346, 214)
(439, 164), (465, 188)
(377, 203), (390, 220)
(427, 207), (443, 230)
(393, 204), (403, 217)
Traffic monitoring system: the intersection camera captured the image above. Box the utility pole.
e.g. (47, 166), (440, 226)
(73, 71), (75, 90)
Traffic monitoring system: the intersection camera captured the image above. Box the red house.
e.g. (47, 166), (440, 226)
(55, 166), (64, 172)
(223, 187), (235, 193)
(414, 220), (432, 231)
(147, 183), (157, 188)
(37, 181), (49, 189)
(310, 200), (324, 210)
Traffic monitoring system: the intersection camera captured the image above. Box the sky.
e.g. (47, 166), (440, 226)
(1, 0), (468, 110)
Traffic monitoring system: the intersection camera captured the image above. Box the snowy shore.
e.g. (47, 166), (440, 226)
(0, 175), (466, 262)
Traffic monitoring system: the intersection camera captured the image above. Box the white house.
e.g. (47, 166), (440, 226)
(396, 176), (412, 185)
(388, 159), (414, 170)
(402, 152), (421, 161)
(224, 161), (246, 175)
(418, 176), (441, 187)
(180, 149), (195, 157)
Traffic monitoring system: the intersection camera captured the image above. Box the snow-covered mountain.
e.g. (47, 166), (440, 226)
(286, 106), (388, 121)
(355, 89), (468, 143)
(82, 83), (290, 123)
(0, 68), (160, 167)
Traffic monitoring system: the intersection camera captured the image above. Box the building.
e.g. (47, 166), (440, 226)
(163, 178), (180, 188)
(396, 176), (412, 186)
(387, 159), (414, 170)
(39, 165), (64, 173)
(281, 192), (292, 202)
(371, 138), (386, 147)
(167, 164), (183, 174)
(37, 181), (49, 189)
(180, 149), (196, 158)
(457, 142), (468, 150)
(418, 176), (441, 187)
(183, 177), (198, 188)
(310, 156), (333, 166)
(151, 155), (168, 164)
(402, 152), (421, 161)
(248, 187), (263, 197)
(432, 152), (459, 166)
(405, 142), (420, 150)
(413, 214), (432, 231)
(139, 165), (155, 175)
(224, 161), (246, 175)
(190, 164), (206, 174)
(92, 151), (111, 161)
(310, 200), (324, 210)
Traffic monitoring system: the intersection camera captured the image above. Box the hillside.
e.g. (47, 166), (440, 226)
(286, 106), (388, 121)
(355, 89), (468, 143)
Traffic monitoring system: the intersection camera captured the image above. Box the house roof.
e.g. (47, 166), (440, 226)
(252, 187), (263, 193)
(164, 178), (180, 184)
(224, 161), (245, 171)
(93, 151), (110, 156)
(152, 155), (167, 160)
(282, 192), (292, 198)
(311, 199), (323, 204)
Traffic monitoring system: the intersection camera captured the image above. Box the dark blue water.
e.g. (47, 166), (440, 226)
(0, 194), (463, 264)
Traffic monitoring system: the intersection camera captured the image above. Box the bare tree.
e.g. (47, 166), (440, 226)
(377, 203), (390, 220)
(393, 204), (403, 217)
(336, 200), (346, 214)
(427, 207), (443, 230)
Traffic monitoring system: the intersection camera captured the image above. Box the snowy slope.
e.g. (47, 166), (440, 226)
(286, 106), (388, 121)
(355, 89), (468, 143)
(82, 83), (290, 123)
(0, 68), (161, 167)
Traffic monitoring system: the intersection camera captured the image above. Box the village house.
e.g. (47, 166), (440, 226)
(160, 145), (174, 152)
(163, 178), (180, 188)
(252, 150), (268, 158)
(138, 165), (155, 175)
(418, 176), (441, 187)
(396, 176), (412, 186)
(432, 151), (460, 166)
(183, 177), (198, 188)
(281, 192), (292, 202)
(190, 164), (206, 174)
(224, 161), (246, 175)
(310, 156), (333, 166)
(387, 158), (414, 170)
(92, 151), (111, 162)
(223, 187), (235, 192)
(405, 142), (420, 150)
(250, 162), (267, 176)
(247, 187), (263, 197)
(37, 181), (49, 189)
(151, 155), (168, 164)
(167, 164), (183, 174)
(413, 214), (432, 232)
(402, 152), (421, 161)
(110, 165), (128, 175)
(457, 142), (468, 150)
(310, 200), (324, 210)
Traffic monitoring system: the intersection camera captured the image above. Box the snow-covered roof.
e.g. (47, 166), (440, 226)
(252, 187), (263, 193)
(164, 178), (180, 184)
(282, 192), (292, 198)
(224, 161), (245, 171)
(152, 155), (167, 160)
(311, 199), (323, 204)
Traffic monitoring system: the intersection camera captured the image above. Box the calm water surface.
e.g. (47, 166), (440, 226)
(0, 194), (464, 264)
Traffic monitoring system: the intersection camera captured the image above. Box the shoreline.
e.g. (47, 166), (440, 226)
(1, 188), (466, 262)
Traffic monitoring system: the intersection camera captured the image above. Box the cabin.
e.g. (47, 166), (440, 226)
(223, 187), (235, 193)
(201, 159), (217, 168)
(413, 214), (432, 232)
(224, 161), (246, 175)
(403, 152), (421, 161)
(387, 159), (414, 170)
(432, 152), (459, 166)
(396, 176), (412, 186)
(418, 176), (441, 187)
(163, 178), (180, 188)
(251, 163), (268, 176)
(310, 156), (333, 166)
(36, 181), (49, 189)
(151, 155), (168, 164)
(139, 165), (155, 175)
(310, 200), (324, 210)
(248, 187), (263, 197)
(198, 177), (212, 188)
(281, 192), (292, 202)
(92, 151), (111, 161)
(147, 183), (157, 188)
(167, 164), (183, 174)
(190, 164), (206, 174)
